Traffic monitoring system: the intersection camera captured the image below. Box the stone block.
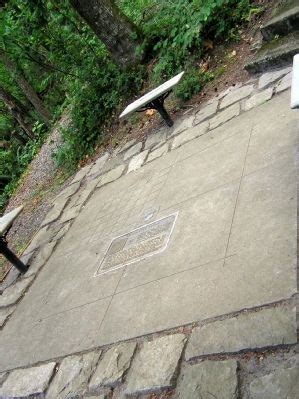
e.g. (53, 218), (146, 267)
(0, 305), (16, 328)
(51, 221), (71, 242)
(276, 72), (292, 93)
(175, 360), (238, 399)
(88, 153), (110, 177)
(209, 103), (240, 130)
(258, 66), (292, 89)
(243, 88), (273, 111)
(123, 142), (142, 161)
(127, 150), (149, 174)
(0, 276), (34, 308)
(146, 143), (169, 163)
(185, 306), (297, 360)
(171, 121), (209, 150)
(220, 84), (254, 109)
(26, 241), (57, 277)
(59, 204), (82, 224)
(89, 342), (136, 391)
(250, 365), (299, 399)
(97, 165), (126, 188)
(56, 182), (81, 201)
(70, 164), (92, 184)
(46, 351), (100, 399)
(115, 139), (137, 155)
(144, 131), (167, 150)
(0, 362), (56, 398)
(193, 101), (218, 125)
(171, 115), (194, 136)
(125, 334), (186, 396)
(41, 196), (69, 227)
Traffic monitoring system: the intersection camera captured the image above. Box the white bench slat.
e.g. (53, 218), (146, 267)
(120, 71), (185, 119)
(291, 54), (299, 109)
(0, 206), (23, 236)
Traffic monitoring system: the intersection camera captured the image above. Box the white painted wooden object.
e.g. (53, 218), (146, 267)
(0, 206), (23, 235)
(119, 71), (185, 119)
(291, 54), (299, 109)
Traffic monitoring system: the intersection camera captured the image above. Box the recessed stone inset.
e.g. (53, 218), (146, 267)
(97, 213), (177, 275)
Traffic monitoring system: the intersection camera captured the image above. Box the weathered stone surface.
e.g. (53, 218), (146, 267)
(175, 360), (238, 399)
(89, 342), (136, 391)
(115, 138), (137, 155)
(127, 150), (149, 174)
(209, 103), (240, 130)
(146, 143), (168, 163)
(243, 88), (273, 111)
(0, 276), (34, 308)
(276, 71), (292, 93)
(0, 363), (56, 398)
(51, 221), (71, 242)
(216, 84), (242, 100)
(258, 66), (292, 89)
(250, 365), (299, 399)
(185, 306), (297, 360)
(125, 334), (186, 395)
(0, 372), (8, 386)
(41, 196), (69, 227)
(145, 131), (167, 150)
(0, 267), (21, 294)
(220, 84), (254, 109)
(97, 165), (126, 188)
(22, 226), (52, 253)
(171, 115), (194, 136)
(26, 241), (57, 277)
(46, 351), (100, 399)
(194, 101), (218, 125)
(123, 142), (142, 161)
(171, 122), (209, 149)
(0, 305), (16, 327)
(69, 180), (98, 209)
(71, 164), (92, 184)
(60, 204), (82, 224)
(88, 153), (110, 177)
(56, 182), (81, 201)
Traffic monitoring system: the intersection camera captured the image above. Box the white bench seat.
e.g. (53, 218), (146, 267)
(0, 206), (23, 236)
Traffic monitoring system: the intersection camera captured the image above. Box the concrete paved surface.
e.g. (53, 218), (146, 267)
(0, 89), (297, 373)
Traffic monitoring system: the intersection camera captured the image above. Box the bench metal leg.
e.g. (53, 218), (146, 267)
(137, 90), (174, 127)
(0, 237), (28, 274)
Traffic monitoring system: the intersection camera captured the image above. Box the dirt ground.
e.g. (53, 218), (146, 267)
(0, 0), (282, 281)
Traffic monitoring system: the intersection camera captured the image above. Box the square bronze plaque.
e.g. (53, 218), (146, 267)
(96, 213), (178, 275)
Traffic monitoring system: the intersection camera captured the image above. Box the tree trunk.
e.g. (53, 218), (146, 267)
(70, 0), (142, 68)
(0, 85), (34, 140)
(0, 50), (51, 125)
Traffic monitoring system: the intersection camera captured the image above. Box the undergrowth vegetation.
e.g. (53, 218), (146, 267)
(0, 0), (263, 211)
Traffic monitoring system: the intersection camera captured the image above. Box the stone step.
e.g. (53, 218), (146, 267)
(261, 0), (299, 41)
(245, 31), (299, 75)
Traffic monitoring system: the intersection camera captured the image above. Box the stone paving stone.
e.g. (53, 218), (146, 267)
(216, 83), (242, 100)
(220, 84), (254, 109)
(0, 372), (8, 386)
(175, 360), (238, 399)
(69, 179), (98, 209)
(171, 121), (209, 150)
(56, 181), (81, 201)
(46, 351), (101, 399)
(115, 138), (137, 155)
(60, 204), (82, 224)
(0, 267), (21, 294)
(127, 150), (149, 174)
(97, 164), (126, 188)
(0, 362), (56, 398)
(26, 241), (57, 277)
(146, 143), (169, 163)
(0, 305), (16, 327)
(243, 88), (273, 111)
(41, 196), (69, 227)
(276, 72), (292, 93)
(144, 131), (167, 150)
(22, 226), (52, 253)
(123, 142), (142, 161)
(89, 342), (136, 391)
(0, 276), (34, 308)
(125, 334), (186, 396)
(250, 365), (299, 399)
(185, 306), (297, 360)
(193, 100), (218, 125)
(258, 66), (292, 89)
(71, 164), (92, 184)
(88, 152), (110, 177)
(171, 115), (194, 136)
(51, 221), (71, 242)
(209, 103), (240, 130)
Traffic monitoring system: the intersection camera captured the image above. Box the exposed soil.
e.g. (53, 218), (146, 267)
(0, 0), (282, 281)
